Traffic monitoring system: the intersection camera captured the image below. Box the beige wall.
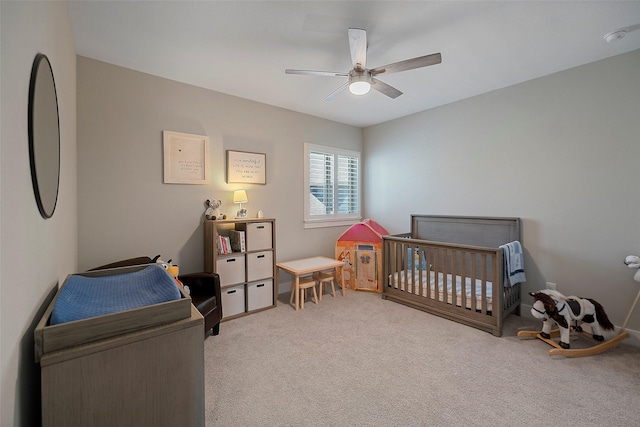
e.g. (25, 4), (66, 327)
(364, 49), (640, 333)
(76, 57), (362, 276)
(1, 1), (77, 425)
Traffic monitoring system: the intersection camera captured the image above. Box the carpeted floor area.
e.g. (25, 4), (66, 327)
(204, 290), (640, 426)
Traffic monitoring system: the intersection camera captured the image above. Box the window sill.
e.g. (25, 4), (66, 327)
(304, 218), (362, 229)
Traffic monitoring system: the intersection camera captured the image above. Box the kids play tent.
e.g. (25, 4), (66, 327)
(335, 219), (389, 293)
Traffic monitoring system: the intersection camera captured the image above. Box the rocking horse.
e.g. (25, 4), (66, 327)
(518, 255), (640, 357)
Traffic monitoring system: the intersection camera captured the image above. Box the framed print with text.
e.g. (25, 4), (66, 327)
(226, 150), (266, 184)
(163, 131), (209, 184)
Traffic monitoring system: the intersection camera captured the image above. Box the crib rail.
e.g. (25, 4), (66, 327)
(382, 234), (506, 335)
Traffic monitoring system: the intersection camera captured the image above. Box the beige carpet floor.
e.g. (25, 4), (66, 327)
(204, 290), (640, 426)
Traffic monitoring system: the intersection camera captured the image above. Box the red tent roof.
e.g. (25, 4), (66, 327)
(361, 218), (389, 236)
(337, 219), (389, 243)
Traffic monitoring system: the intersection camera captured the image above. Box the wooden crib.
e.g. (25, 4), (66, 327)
(382, 215), (522, 336)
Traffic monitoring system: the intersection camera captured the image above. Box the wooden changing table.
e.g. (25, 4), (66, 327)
(34, 266), (205, 427)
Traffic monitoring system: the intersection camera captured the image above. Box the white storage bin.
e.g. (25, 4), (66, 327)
(222, 284), (245, 318)
(247, 279), (273, 311)
(216, 254), (245, 286)
(246, 251), (273, 282)
(245, 222), (272, 251)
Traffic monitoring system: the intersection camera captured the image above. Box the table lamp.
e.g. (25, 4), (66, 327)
(233, 190), (248, 218)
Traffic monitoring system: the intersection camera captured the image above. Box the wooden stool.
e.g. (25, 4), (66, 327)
(290, 275), (318, 310)
(313, 271), (336, 301)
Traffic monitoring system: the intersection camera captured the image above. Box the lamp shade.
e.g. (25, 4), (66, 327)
(233, 190), (248, 204)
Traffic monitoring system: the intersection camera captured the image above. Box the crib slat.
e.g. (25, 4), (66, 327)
(481, 254), (487, 315)
(399, 242), (403, 290)
(425, 247), (432, 299)
(396, 241), (403, 292)
(450, 249), (456, 307)
(433, 248), (439, 301)
(462, 251), (468, 311)
(412, 246), (420, 295)
(402, 243), (410, 294)
(470, 252), (477, 312)
(456, 250), (463, 309)
(439, 248), (445, 303)
(417, 247), (424, 297)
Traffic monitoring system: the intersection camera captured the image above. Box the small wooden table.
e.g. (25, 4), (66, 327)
(276, 256), (345, 311)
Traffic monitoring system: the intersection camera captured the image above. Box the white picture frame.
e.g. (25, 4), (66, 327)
(226, 150), (266, 184)
(163, 131), (209, 184)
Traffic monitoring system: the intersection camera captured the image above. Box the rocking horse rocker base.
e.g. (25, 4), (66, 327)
(518, 290), (625, 357)
(517, 327), (629, 357)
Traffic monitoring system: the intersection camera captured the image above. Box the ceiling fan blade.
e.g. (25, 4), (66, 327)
(323, 81), (349, 101)
(285, 69), (349, 77)
(370, 53), (442, 76)
(371, 78), (403, 99)
(348, 28), (367, 71)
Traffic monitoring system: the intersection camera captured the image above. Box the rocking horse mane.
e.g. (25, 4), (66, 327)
(587, 298), (615, 331)
(529, 291), (569, 329)
(530, 292), (554, 310)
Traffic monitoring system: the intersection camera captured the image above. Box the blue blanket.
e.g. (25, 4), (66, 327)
(499, 241), (526, 287)
(50, 264), (181, 325)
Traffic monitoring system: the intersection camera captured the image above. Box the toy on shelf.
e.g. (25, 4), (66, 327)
(518, 255), (640, 357)
(205, 199), (226, 220)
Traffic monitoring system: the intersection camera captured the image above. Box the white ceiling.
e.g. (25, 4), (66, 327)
(67, 1), (640, 128)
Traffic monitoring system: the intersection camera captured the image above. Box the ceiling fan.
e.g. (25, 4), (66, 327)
(285, 28), (441, 100)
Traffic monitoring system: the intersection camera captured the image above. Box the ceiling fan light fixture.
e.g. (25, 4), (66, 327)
(349, 80), (371, 95)
(349, 71), (371, 95)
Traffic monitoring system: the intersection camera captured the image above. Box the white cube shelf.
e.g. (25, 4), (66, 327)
(205, 219), (277, 321)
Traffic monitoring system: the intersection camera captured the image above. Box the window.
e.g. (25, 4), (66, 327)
(304, 143), (361, 228)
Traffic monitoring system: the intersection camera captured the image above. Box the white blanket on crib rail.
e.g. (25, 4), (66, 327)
(389, 270), (493, 312)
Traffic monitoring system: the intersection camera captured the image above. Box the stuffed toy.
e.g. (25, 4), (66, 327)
(520, 257), (638, 356)
(529, 289), (614, 349)
(156, 258), (188, 294)
(625, 255), (640, 281)
(205, 199), (226, 220)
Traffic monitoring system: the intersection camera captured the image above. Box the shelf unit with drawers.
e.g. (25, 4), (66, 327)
(204, 218), (277, 321)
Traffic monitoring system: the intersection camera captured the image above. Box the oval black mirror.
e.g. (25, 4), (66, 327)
(28, 53), (60, 219)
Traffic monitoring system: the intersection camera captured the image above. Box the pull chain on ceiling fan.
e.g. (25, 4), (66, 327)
(285, 28), (442, 100)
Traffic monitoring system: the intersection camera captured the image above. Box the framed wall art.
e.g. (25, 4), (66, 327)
(163, 131), (209, 184)
(226, 150), (266, 184)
